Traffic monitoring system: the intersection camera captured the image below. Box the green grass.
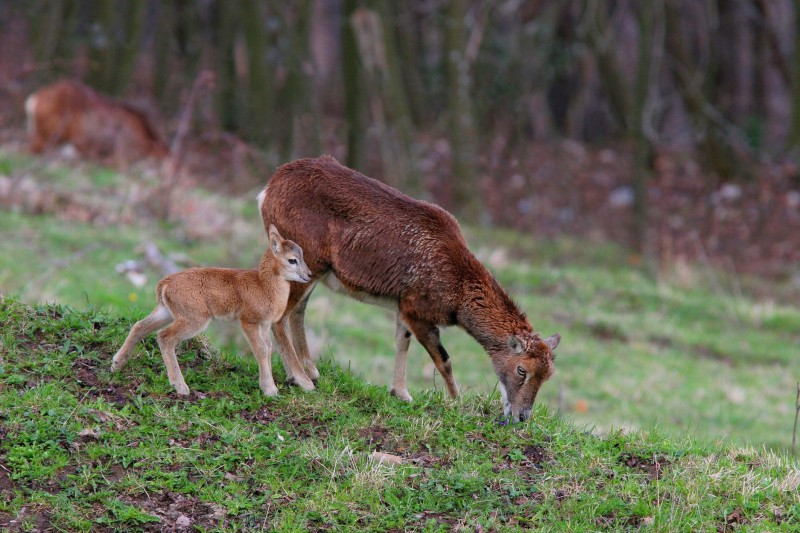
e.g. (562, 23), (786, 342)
(2, 146), (800, 453)
(2, 150), (800, 529)
(1, 297), (799, 531)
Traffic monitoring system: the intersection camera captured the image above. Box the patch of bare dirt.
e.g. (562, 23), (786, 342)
(73, 357), (133, 405)
(618, 452), (670, 480)
(0, 506), (53, 531)
(407, 511), (460, 530)
(0, 459), (14, 496)
(167, 432), (221, 450)
(719, 508), (747, 532)
(493, 444), (552, 484)
(120, 491), (226, 532)
(281, 414), (330, 440)
(595, 512), (643, 530)
(358, 425), (393, 450)
(238, 406), (277, 424)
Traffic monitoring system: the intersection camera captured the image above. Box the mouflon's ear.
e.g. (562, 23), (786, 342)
(544, 333), (561, 353)
(508, 335), (524, 354)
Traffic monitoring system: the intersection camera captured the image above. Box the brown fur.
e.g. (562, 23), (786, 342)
(258, 155), (561, 421)
(111, 225), (314, 396)
(26, 79), (169, 162)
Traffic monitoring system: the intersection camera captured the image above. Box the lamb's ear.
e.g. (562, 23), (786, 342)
(268, 224), (282, 254)
(544, 333), (561, 354)
(508, 335), (524, 354)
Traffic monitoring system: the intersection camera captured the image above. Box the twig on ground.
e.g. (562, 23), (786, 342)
(792, 382), (800, 455)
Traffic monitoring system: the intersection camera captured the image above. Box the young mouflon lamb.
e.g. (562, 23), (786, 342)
(111, 225), (312, 396)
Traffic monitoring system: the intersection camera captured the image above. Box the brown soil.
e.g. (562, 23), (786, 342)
(73, 357), (133, 405)
(618, 452), (670, 480)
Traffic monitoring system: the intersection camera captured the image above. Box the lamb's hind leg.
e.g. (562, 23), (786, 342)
(111, 305), (173, 372)
(156, 317), (208, 395)
(389, 317), (413, 402)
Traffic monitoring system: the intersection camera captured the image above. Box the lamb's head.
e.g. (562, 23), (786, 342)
(268, 224), (312, 283)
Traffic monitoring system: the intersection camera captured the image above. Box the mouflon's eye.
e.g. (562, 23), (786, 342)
(288, 259), (298, 265)
(517, 366), (526, 377)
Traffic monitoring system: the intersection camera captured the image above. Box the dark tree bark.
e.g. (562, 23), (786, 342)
(240, 0), (273, 147)
(789, 1), (800, 148)
(108, 0), (146, 95)
(151, 0), (174, 106)
(632, 1), (656, 255)
(444, 0), (480, 219)
(343, 0), (366, 170)
(214, 0), (239, 132)
(86, 0), (116, 92)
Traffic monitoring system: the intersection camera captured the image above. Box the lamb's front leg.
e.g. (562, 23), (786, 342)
(240, 321), (278, 397)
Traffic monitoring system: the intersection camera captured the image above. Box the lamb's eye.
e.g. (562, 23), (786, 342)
(517, 366), (526, 377)
(288, 259), (298, 265)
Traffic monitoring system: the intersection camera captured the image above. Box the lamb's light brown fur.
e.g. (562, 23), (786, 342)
(111, 225), (313, 396)
(26, 79), (168, 162)
(259, 155), (561, 421)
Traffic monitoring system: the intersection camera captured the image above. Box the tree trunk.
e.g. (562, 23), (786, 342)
(240, 0), (273, 147)
(214, 0), (239, 133)
(86, 0), (116, 92)
(108, 0), (146, 95)
(789, 1), (800, 148)
(277, 0), (319, 160)
(444, 0), (480, 219)
(151, 0), (174, 106)
(30, 0), (77, 79)
(581, 1), (630, 132)
(390, 3), (426, 128)
(664, 0), (737, 178)
(343, 0), (366, 170)
(632, 2), (656, 256)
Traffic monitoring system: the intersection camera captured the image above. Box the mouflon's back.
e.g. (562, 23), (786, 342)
(260, 155), (474, 300)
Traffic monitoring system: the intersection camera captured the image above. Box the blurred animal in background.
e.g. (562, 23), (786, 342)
(25, 79), (168, 163)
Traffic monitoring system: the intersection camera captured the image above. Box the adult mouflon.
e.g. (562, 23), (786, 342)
(258, 155), (560, 421)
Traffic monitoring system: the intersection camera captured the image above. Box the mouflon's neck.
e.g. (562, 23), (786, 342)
(458, 260), (532, 354)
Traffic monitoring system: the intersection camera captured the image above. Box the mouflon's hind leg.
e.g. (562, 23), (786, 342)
(389, 316), (413, 402)
(271, 281), (315, 391)
(288, 290), (319, 383)
(272, 317), (315, 391)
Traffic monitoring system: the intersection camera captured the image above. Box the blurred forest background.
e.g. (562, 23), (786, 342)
(2, 0), (800, 286)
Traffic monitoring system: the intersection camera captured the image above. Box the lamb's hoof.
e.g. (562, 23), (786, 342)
(390, 388), (413, 402)
(110, 359), (123, 373)
(285, 376), (315, 391)
(174, 383), (190, 396)
(261, 386), (279, 397)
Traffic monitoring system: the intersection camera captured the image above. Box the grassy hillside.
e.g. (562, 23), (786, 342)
(1, 298), (799, 531)
(2, 148), (800, 454)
